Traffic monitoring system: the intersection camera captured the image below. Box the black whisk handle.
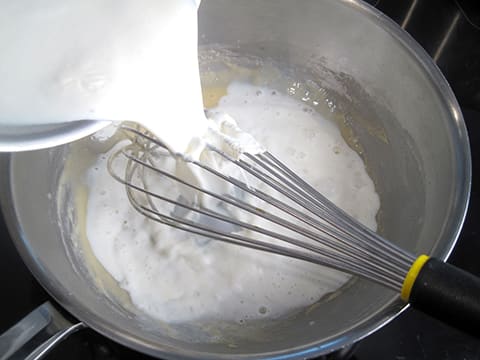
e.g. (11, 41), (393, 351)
(403, 256), (480, 338)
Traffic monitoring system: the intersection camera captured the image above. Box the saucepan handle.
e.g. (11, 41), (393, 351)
(0, 302), (85, 360)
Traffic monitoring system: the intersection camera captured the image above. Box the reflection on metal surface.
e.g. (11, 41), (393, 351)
(433, 12), (461, 62)
(454, 0), (480, 30)
(400, 0), (419, 29)
(451, 106), (461, 125)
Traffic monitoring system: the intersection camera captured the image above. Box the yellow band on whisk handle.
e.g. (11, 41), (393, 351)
(399, 255), (480, 336)
(400, 254), (430, 302)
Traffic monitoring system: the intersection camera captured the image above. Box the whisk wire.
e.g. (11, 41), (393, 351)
(107, 125), (416, 292)
(204, 146), (413, 276)
(191, 151), (409, 283)
(111, 156), (403, 290)
(257, 152), (414, 261)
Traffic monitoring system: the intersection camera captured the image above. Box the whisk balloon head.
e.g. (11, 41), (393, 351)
(108, 124), (415, 292)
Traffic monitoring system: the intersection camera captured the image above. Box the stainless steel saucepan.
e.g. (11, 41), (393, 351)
(0, 0), (470, 359)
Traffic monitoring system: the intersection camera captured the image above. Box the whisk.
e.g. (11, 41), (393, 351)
(108, 125), (480, 337)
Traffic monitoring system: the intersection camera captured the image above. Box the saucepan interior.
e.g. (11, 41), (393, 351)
(0, 0), (469, 358)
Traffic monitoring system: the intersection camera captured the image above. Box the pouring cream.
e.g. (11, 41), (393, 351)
(0, 0), (207, 154)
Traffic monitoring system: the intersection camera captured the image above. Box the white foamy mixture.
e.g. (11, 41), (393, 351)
(85, 82), (380, 323)
(4, 0), (380, 324)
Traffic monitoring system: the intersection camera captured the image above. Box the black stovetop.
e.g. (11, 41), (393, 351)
(1, 0), (480, 359)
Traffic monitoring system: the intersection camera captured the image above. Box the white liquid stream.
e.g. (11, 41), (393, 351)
(4, 1), (380, 323)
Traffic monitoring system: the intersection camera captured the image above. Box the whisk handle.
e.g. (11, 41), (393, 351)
(404, 256), (480, 337)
